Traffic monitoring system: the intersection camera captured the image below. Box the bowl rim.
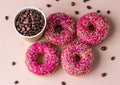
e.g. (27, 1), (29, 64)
(13, 6), (46, 38)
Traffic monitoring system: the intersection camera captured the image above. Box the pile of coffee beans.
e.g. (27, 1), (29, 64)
(15, 9), (45, 36)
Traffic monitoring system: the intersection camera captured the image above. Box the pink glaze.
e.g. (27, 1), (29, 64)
(76, 12), (110, 45)
(61, 41), (94, 76)
(25, 42), (59, 76)
(45, 13), (75, 45)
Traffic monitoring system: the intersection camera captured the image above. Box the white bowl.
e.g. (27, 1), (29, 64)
(14, 7), (46, 42)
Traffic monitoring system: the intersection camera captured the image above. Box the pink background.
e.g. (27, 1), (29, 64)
(0, 0), (120, 85)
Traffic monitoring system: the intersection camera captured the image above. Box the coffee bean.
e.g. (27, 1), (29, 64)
(40, 19), (44, 24)
(21, 24), (25, 27)
(32, 21), (35, 25)
(23, 14), (27, 18)
(96, 10), (101, 13)
(5, 16), (9, 20)
(86, 5), (92, 9)
(101, 46), (107, 51)
(16, 27), (21, 32)
(25, 11), (28, 15)
(107, 10), (111, 14)
(31, 17), (34, 21)
(74, 11), (79, 15)
(71, 2), (76, 6)
(35, 24), (39, 27)
(56, 0), (60, 1)
(19, 24), (22, 28)
(61, 81), (66, 85)
(21, 27), (26, 31)
(20, 30), (24, 34)
(46, 4), (51, 8)
(101, 73), (107, 77)
(32, 25), (35, 28)
(12, 61), (16, 66)
(16, 21), (20, 26)
(25, 25), (28, 28)
(26, 27), (30, 31)
(21, 17), (25, 21)
(83, 0), (89, 3)
(36, 21), (40, 24)
(14, 80), (19, 84)
(17, 17), (21, 21)
(111, 56), (115, 61)
(23, 20), (28, 24)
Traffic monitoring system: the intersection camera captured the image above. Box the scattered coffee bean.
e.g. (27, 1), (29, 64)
(74, 11), (79, 15)
(96, 10), (101, 13)
(14, 80), (19, 84)
(61, 81), (66, 85)
(15, 9), (45, 36)
(5, 16), (9, 20)
(71, 2), (76, 6)
(111, 56), (115, 61)
(56, 0), (60, 1)
(12, 61), (16, 66)
(107, 10), (111, 14)
(83, 0), (89, 3)
(101, 46), (107, 51)
(46, 4), (52, 8)
(86, 5), (92, 9)
(101, 73), (107, 77)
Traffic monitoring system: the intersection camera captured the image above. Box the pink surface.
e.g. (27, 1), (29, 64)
(0, 0), (120, 85)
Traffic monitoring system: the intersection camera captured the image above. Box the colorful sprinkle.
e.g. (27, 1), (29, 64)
(45, 13), (75, 45)
(25, 42), (59, 76)
(61, 41), (94, 76)
(76, 12), (110, 45)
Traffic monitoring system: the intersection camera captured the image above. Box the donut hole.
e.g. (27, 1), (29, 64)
(36, 54), (46, 64)
(73, 55), (81, 62)
(54, 24), (63, 33)
(88, 25), (95, 32)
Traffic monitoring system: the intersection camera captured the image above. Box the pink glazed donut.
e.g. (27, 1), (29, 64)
(61, 41), (94, 76)
(25, 42), (59, 76)
(45, 13), (75, 45)
(76, 12), (110, 45)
